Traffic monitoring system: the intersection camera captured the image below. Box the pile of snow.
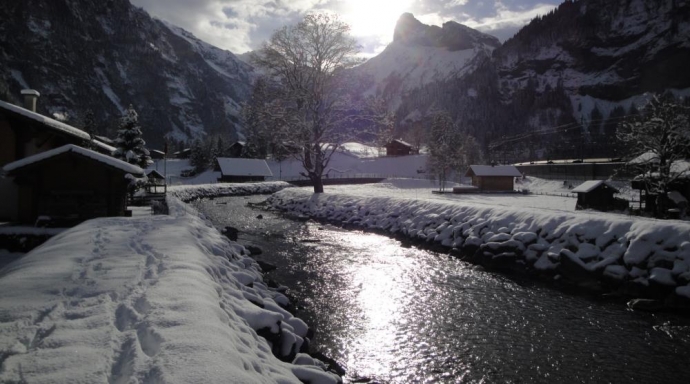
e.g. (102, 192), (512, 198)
(0, 197), (339, 383)
(268, 188), (690, 304)
(338, 142), (379, 159)
(169, 181), (292, 202)
(147, 159), (221, 185)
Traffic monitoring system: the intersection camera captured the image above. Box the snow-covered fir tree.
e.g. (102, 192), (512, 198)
(114, 105), (151, 168)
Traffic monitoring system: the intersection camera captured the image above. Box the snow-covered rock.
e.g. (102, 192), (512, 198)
(269, 188), (690, 305)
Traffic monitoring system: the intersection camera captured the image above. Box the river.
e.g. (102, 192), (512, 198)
(193, 195), (690, 383)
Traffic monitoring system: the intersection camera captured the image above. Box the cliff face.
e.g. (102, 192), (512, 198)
(0, 0), (254, 147)
(353, 13), (500, 107)
(390, 0), (690, 158)
(495, 0), (690, 112)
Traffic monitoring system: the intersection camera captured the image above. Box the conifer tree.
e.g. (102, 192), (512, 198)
(114, 105), (150, 168)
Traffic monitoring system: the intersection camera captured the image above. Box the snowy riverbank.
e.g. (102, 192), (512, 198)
(169, 181), (293, 201)
(0, 194), (339, 383)
(268, 188), (690, 308)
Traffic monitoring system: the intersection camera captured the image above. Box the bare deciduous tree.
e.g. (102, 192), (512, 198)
(427, 111), (484, 192)
(618, 95), (690, 215)
(251, 13), (361, 193)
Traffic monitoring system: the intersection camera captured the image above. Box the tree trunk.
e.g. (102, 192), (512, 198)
(312, 175), (324, 193)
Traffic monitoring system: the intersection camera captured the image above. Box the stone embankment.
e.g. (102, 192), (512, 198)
(268, 189), (690, 311)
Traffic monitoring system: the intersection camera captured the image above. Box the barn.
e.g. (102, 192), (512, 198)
(464, 165), (522, 192)
(385, 139), (414, 157)
(2, 144), (145, 225)
(216, 158), (273, 183)
(228, 141), (246, 158)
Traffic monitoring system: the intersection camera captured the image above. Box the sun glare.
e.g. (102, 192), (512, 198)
(342, 0), (413, 40)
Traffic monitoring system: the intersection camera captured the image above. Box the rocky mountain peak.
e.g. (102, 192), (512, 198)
(393, 13), (500, 51)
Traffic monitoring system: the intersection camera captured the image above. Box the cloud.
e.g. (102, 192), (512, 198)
(131, 0), (327, 53)
(131, 0), (560, 55)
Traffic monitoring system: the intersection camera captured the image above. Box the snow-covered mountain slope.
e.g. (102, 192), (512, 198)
(0, 0), (254, 147)
(495, 0), (690, 122)
(392, 0), (690, 158)
(354, 13), (500, 105)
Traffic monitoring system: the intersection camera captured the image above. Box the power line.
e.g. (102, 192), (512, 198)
(488, 115), (632, 150)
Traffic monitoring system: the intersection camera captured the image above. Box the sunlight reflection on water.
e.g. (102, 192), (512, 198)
(194, 196), (690, 384)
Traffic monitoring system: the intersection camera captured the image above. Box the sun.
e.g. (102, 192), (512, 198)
(341, 0), (413, 40)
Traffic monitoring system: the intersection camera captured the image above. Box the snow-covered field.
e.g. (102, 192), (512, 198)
(148, 147), (429, 185)
(0, 192), (339, 383)
(268, 186), (690, 304)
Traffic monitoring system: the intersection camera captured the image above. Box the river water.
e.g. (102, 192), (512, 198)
(193, 195), (690, 384)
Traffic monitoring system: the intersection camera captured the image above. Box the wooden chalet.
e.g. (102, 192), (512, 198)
(3, 145), (144, 225)
(150, 149), (166, 160)
(0, 90), (116, 221)
(228, 141), (246, 158)
(464, 165), (522, 192)
(572, 180), (627, 211)
(385, 139), (414, 157)
(145, 170), (167, 194)
(216, 157), (272, 183)
(174, 148), (191, 159)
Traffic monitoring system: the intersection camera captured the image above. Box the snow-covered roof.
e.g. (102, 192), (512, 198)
(217, 158), (273, 177)
(147, 169), (166, 179)
(0, 99), (90, 141)
(627, 151), (659, 165)
(230, 141), (246, 146)
(571, 180), (620, 194)
(465, 165), (522, 177)
(3, 144), (144, 176)
(390, 139), (413, 148)
(92, 139), (116, 154)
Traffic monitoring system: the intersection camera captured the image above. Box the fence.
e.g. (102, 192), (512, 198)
(515, 162), (625, 180)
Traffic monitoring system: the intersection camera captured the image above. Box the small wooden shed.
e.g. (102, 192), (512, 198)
(572, 180), (625, 211)
(216, 157), (273, 183)
(385, 139), (413, 157)
(150, 149), (166, 160)
(174, 148), (191, 159)
(464, 165), (522, 192)
(228, 141), (246, 158)
(2, 144), (145, 224)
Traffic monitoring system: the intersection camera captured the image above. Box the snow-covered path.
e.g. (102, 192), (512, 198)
(0, 198), (338, 383)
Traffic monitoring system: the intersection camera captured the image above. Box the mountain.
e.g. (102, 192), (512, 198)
(0, 0), (254, 148)
(354, 13), (500, 107)
(392, 0), (690, 160)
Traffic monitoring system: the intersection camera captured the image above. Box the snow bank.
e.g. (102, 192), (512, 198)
(0, 197), (339, 383)
(169, 181), (292, 202)
(268, 189), (690, 305)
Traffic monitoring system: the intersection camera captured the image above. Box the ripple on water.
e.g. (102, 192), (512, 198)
(194, 196), (690, 384)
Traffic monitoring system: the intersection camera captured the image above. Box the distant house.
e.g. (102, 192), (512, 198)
(174, 148), (191, 159)
(627, 154), (690, 214)
(572, 180), (627, 211)
(150, 149), (166, 160)
(145, 170), (167, 194)
(385, 139), (414, 157)
(464, 165), (522, 192)
(0, 89), (115, 221)
(2, 145), (144, 224)
(228, 141), (246, 158)
(216, 157), (273, 183)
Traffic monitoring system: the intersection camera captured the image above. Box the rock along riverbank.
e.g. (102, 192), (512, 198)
(268, 188), (690, 311)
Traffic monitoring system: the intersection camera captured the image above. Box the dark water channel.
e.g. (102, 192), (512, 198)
(193, 195), (690, 383)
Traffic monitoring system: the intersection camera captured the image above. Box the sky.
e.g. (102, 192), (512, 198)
(130, 0), (560, 57)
